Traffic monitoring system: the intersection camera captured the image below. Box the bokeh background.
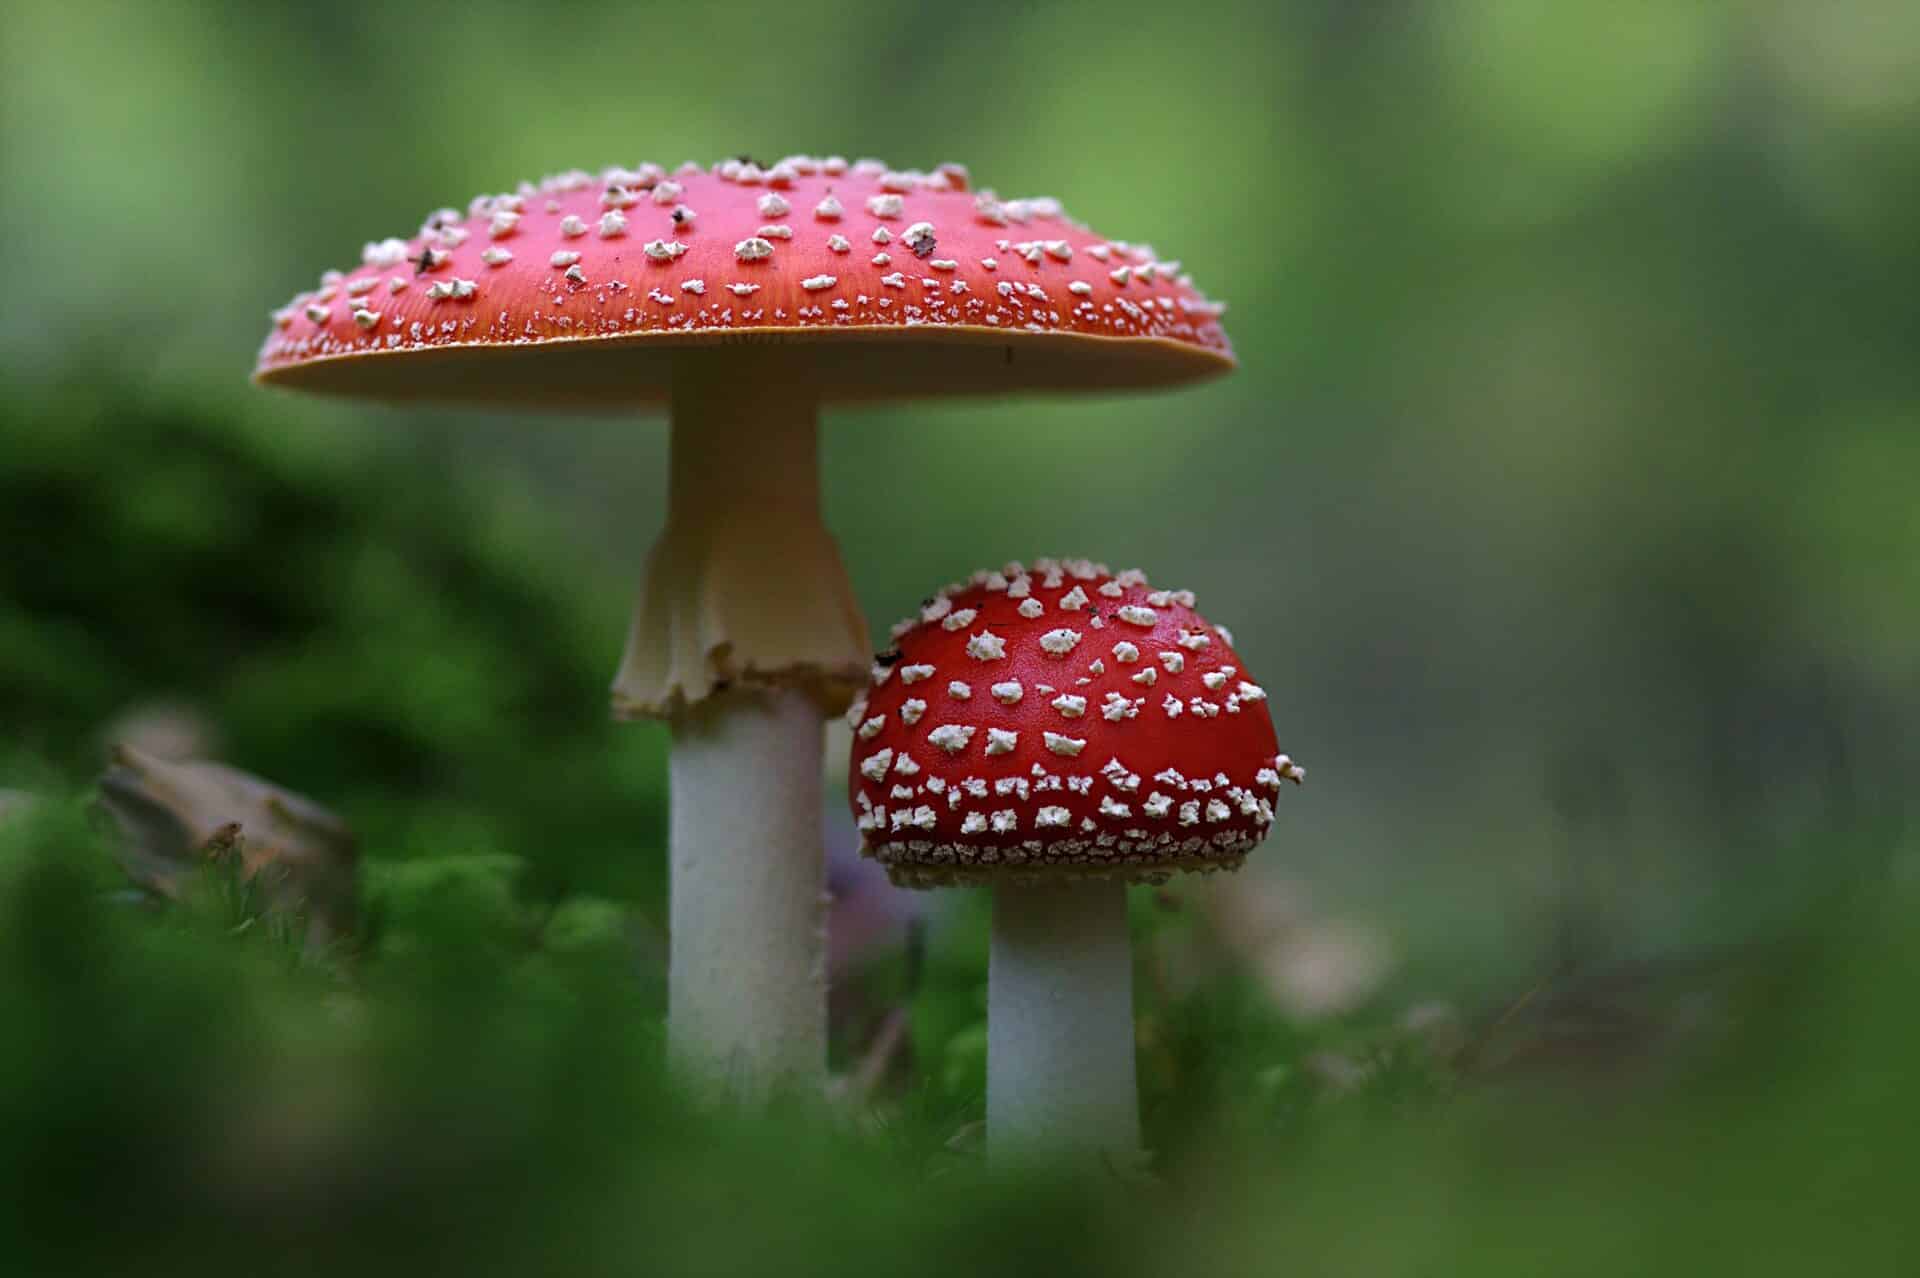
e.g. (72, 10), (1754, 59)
(3, 0), (1916, 1272)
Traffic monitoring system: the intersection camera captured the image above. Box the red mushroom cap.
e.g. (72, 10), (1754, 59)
(256, 158), (1233, 407)
(846, 559), (1303, 888)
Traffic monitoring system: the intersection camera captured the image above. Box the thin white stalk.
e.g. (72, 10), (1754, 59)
(611, 352), (869, 1101)
(668, 687), (828, 1099)
(989, 878), (1141, 1166)
(611, 355), (867, 719)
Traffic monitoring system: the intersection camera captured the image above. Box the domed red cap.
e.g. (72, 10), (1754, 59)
(846, 559), (1303, 888)
(255, 158), (1233, 408)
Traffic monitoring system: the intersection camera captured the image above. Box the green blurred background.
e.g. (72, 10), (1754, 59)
(3, 0), (1916, 1272)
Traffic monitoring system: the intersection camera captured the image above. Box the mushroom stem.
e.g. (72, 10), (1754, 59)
(612, 353), (868, 718)
(613, 351), (867, 1100)
(668, 686), (828, 1098)
(989, 878), (1141, 1165)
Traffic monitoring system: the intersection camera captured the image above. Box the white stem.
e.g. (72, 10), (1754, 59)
(610, 353), (870, 1100)
(989, 878), (1141, 1166)
(668, 686), (828, 1099)
(611, 354), (867, 718)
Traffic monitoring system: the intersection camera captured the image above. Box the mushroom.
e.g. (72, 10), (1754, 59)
(846, 559), (1303, 1163)
(254, 160), (1235, 1099)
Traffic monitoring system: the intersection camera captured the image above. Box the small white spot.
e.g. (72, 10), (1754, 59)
(866, 194), (904, 218)
(1203, 671), (1228, 691)
(1043, 732), (1086, 758)
(948, 681), (972, 700)
(858, 715), (886, 740)
(827, 235), (851, 253)
(650, 180), (684, 205)
(1237, 681), (1268, 701)
(735, 237), (774, 262)
(928, 724), (976, 754)
(1017, 598), (1044, 619)
(1050, 694), (1087, 718)
(1058, 586), (1089, 611)
(352, 308), (380, 329)
(901, 699), (928, 725)
(966, 630), (1007, 661)
(565, 265), (587, 285)
(1039, 628), (1083, 656)
(1099, 796), (1132, 819)
(559, 215), (588, 238)
(929, 259), (957, 271)
(880, 272), (906, 288)
(802, 274), (837, 291)
(1112, 641), (1140, 663)
(362, 237), (409, 268)
(1178, 800), (1201, 827)
(1069, 281), (1093, 296)
(872, 253), (892, 266)
(1036, 806), (1072, 829)
(1110, 266), (1131, 285)
(1177, 629), (1211, 651)
(1117, 605), (1158, 627)
(1206, 799), (1232, 823)
(859, 749), (894, 781)
(756, 192), (791, 218)
(894, 753), (922, 777)
(991, 809), (1019, 833)
(488, 209), (521, 239)
(872, 227), (892, 244)
(758, 225), (794, 240)
(961, 812), (988, 835)
(815, 195), (844, 220)
(1132, 668), (1158, 687)
(902, 221), (937, 256)
(990, 681), (1024, 705)
(681, 279), (705, 295)
(943, 608), (978, 632)
(596, 210), (628, 238)
(304, 303), (331, 324)
(550, 251), (581, 267)
(899, 664), (935, 684)
(1143, 793), (1173, 819)
(643, 239), (688, 261)
(1162, 694), (1183, 718)
(728, 282), (760, 296)
(986, 728), (1019, 755)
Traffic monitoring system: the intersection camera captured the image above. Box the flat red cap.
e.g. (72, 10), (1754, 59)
(846, 559), (1303, 888)
(256, 157), (1233, 406)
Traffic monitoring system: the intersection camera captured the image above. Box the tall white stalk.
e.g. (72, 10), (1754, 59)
(668, 687), (828, 1098)
(989, 878), (1142, 1165)
(612, 352), (869, 1100)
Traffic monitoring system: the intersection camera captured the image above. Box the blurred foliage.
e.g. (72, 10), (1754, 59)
(0, 373), (665, 906)
(4, 0), (1919, 1269)
(2, 790), (1915, 1274)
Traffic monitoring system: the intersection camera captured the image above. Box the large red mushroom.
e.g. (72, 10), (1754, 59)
(256, 159), (1234, 1100)
(847, 558), (1303, 1162)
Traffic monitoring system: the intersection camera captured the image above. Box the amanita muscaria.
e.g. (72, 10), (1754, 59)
(255, 157), (1234, 1099)
(847, 558), (1303, 1162)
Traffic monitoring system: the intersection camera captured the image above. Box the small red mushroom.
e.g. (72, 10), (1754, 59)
(255, 158), (1237, 1102)
(846, 558), (1303, 1163)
